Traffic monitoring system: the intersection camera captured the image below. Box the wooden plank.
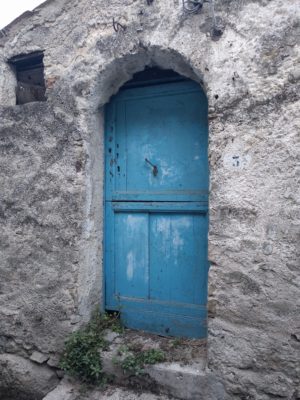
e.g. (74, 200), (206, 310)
(111, 201), (208, 213)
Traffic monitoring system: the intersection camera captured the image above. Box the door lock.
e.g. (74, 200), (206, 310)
(145, 158), (158, 177)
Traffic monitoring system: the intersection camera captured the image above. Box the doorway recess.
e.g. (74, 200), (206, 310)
(104, 68), (209, 338)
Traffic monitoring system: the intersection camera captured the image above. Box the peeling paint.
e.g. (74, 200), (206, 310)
(126, 251), (134, 281)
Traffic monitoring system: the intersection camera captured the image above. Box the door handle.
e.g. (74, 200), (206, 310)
(145, 158), (158, 176)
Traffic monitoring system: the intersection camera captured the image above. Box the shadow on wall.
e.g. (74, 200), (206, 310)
(0, 389), (42, 400)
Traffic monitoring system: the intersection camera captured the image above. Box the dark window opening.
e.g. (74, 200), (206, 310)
(8, 51), (46, 105)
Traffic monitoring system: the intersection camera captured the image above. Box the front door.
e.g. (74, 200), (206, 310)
(104, 77), (208, 338)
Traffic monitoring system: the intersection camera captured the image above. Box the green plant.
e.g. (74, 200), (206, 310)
(59, 329), (105, 384)
(117, 344), (129, 355)
(60, 310), (123, 384)
(171, 337), (184, 347)
(89, 310), (124, 334)
(121, 348), (165, 376)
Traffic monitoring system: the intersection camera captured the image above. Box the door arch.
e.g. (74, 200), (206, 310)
(104, 68), (208, 338)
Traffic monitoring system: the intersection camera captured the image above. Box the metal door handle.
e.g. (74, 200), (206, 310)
(145, 158), (158, 176)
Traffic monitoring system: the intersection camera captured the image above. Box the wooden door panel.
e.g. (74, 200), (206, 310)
(105, 79), (209, 338)
(115, 212), (149, 299)
(111, 208), (208, 303)
(149, 212), (208, 304)
(106, 81), (208, 202)
(123, 90), (208, 194)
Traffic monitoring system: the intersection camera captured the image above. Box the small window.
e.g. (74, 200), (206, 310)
(8, 51), (46, 105)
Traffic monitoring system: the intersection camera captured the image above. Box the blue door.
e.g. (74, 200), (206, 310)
(105, 78), (208, 338)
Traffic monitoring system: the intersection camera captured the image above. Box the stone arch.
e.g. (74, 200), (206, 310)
(77, 45), (210, 327)
(82, 45), (208, 111)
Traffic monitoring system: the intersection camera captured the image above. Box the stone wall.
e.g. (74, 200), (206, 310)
(0, 0), (299, 398)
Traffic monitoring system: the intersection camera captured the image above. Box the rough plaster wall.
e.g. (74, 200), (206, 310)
(0, 63), (16, 106)
(0, 103), (84, 355)
(0, 0), (299, 398)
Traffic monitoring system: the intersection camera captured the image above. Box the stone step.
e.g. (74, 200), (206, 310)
(43, 378), (177, 400)
(43, 361), (225, 400)
(43, 329), (224, 400)
(101, 350), (224, 400)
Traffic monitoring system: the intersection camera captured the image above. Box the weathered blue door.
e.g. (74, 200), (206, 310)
(105, 77), (208, 338)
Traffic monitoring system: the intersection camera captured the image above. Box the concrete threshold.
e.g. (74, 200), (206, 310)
(43, 378), (176, 400)
(102, 351), (223, 400)
(43, 329), (225, 400)
(100, 328), (217, 399)
(43, 363), (224, 400)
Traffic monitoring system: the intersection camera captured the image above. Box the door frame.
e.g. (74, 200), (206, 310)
(103, 73), (209, 337)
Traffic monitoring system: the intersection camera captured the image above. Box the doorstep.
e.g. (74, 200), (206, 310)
(46, 328), (225, 400)
(43, 377), (176, 400)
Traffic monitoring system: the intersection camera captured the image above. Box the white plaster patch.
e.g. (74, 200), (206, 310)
(126, 214), (141, 234)
(127, 214), (136, 225)
(159, 161), (180, 184)
(156, 218), (171, 234)
(223, 153), (251, 170)
(173, 230), (184, 248)
(176, 217), (191, 228)
(126, 251), (134, 281)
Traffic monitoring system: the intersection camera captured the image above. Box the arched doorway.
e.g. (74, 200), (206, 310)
(104, 68), (208, 338)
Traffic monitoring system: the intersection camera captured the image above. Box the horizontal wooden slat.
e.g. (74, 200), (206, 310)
(111, 201), (208, 213)
(107, 192), (209, 202)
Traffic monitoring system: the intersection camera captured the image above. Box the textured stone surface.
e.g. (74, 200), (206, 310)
(145, 363), (224, 400)
(42, 378), (77, 400)
(43, 378), (177, 400)
(0, 353), (59, 399)
(0, 0), (299, 399)
(99, 328), (209, 399)
(30, 351), (50, 364)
